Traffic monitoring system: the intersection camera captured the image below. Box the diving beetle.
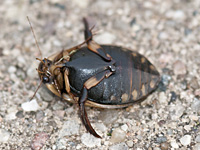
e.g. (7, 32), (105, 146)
(31, 18), (160, 138)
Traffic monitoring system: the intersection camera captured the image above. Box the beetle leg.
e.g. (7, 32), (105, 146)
(78, 70), (113, 138)
(62, 35), (92, 56)
(63, 69), (74, 100)
(83, 18), (112, 61)
(54, 79), (62, 97)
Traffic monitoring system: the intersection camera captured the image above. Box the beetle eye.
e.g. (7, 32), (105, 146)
(42, 76), (49, 83)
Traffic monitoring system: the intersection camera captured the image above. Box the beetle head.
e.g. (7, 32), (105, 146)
(37, 58), (54, 84)
(30, 57), (64, 100)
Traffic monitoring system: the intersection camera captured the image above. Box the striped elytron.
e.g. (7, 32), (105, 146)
(34, 18), (160, 138)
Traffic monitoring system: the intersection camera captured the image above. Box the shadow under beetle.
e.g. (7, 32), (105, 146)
(32, 18), (160, 138)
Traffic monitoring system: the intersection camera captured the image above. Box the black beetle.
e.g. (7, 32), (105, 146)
(32, 18), (160, 138)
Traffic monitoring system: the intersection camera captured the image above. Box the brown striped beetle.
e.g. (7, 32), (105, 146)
(30, 18), (160, 138)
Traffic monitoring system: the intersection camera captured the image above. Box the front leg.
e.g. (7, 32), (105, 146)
(78, 70), (113, 138)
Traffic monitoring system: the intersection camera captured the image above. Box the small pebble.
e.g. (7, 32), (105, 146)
(8, 66), (16, 74)
(156, 136), (167, 143)
(159, 53), (173, 67)
(73, 0), (89, 8)
(53, 110), (65, 119)
(170, 104), (185, 120)
(93, 1), (112, 11)
(52, 101), (65, 110)
(121, 124), (128, 132)
(158, 92), (167, 104)
(16, 111), (24, 118)
(126, 140), (133, 147)
(81, 133), (101, 147)
(170, 141), (179, 148)
(173, 60), (187, 75)
(173, 10), (185, 20)
(5, 106), (18, 120)
(31, 132), (49, 150)
(195, 134), (200, 143)
(21, 99), (40, 112)
(95, 122), (107, 132)
(161, 74), (171, 86)
(160, 142), (169, 150)
(17, 56), (26, 66)
(39, 88), (54, 102)
(180, 135), (191, 146)
(184, 125), (192, 132)
(169, 91), (177, 104)
(95, 32), (116, 44)
(191, 98), (200, 114)
(35, 111), (45, 122)
(195, 89), (200, 96)
(110, 128), (126, 143)
(190, 77), (200, 89)
(193, 143), (200, 150)
(166, 10), (185, 20)
(158, 32), (168, 40)
(56, 138), (68, 150)
(109, 142), (128, 150)
(59, 120), (80, 137)
(27, 67), (37, 79)
(99, 109), (118, 125)
(0, 129), (10, 143)
(153, 148), (161, 150)
(114, 20), (129, 31)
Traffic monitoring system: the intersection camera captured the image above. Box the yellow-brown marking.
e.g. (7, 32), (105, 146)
(132, 89), (138, 100)
(150, 80), (156, 88)
(84, 77), (98, 89)
(121, 93), (129, 102)
(132, 52), (137, 57)
(141, 57), (146, 63)
(122, 48), (127, 52)
(150, 65), (156, 71)
(88, 41), (101, 52)
(110, 95), (116, 101)
(141, 84), (146, 96)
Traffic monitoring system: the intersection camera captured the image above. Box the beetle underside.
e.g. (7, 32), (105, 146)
(34, 18), (160, 138)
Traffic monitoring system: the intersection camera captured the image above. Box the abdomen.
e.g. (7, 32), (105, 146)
(69, 45), (160, 105)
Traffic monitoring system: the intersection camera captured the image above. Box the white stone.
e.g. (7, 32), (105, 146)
(56, 138), (68, 150)
(8, 66), (16, 74)
(184, 125), (192, 132)
(21, 99), (40, 112)
(195, 134), (200, 143)
(73, 0), (89, 8)
(158, 92), (167, 104)
(81, 133), (101, 147)
(180, 135), (191, 146)
(17, 56), (26, 65)
(173, 10), (185, 20)
(110, 128), (126, 143)
(126, 140), (133, 147)
(109, 142), (128, 150)
(95, 123), (107, 132)
(0, 129), (10, 143)
(59, 120), (80, 137)
(121, 124), (128, 132)
(170, 141), (179, 148)
(95, 32), (116, 44)
(193, 143), (200, 150)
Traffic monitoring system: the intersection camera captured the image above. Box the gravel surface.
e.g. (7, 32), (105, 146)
(0, 0), (200, 149)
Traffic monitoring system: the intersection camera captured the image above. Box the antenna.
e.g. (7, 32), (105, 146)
(30, 79), (43, 100)
(27, 16), (43, 59)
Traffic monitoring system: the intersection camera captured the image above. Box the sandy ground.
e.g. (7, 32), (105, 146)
(0, 0), (200, 149)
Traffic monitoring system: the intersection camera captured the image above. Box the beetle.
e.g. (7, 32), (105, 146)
(31, 18), (160, 138)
